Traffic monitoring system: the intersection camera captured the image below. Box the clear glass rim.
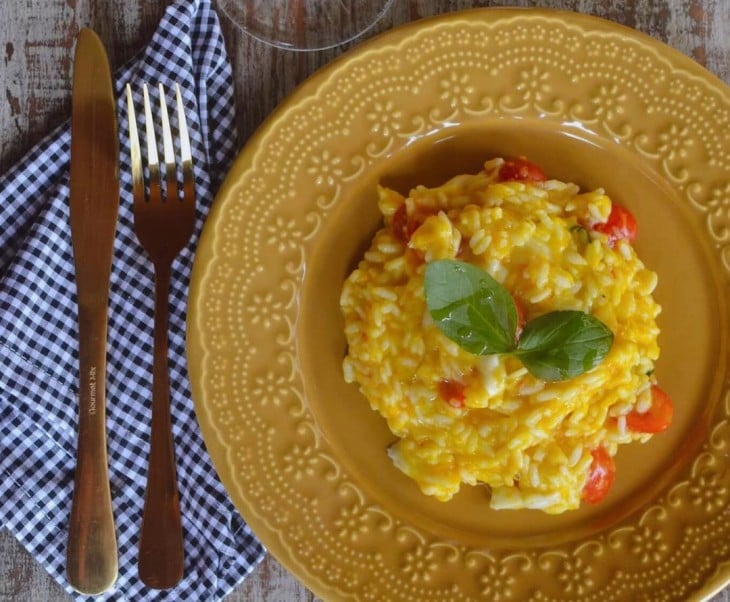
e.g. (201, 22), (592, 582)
(218, 0), (397, 52)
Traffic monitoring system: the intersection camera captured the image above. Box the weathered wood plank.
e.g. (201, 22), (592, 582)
(0, 529), (68, 602)
(0, 0), (728, 600)
(228, 554), (316, 602)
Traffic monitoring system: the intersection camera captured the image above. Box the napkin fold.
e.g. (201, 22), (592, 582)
(0, 1), (265, 599)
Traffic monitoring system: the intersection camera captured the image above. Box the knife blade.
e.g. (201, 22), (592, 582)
(66, 28), (119, 595)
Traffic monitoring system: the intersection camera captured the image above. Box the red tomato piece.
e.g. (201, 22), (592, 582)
(497, 158), (547, 183)
(592, 204), (637, 247)
(391, 204), (410, 243)
(582, 447), (616, 504)
(626, 385), (674, 434)
(391, 204), (424, 243)
(438, 379), (466, 409)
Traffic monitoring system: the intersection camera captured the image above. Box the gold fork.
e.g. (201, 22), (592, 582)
(125, 82), (194, 589)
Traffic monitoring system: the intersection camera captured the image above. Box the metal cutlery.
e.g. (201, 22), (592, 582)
(126, 82), (195, 589)
(67, 28), (119, 595)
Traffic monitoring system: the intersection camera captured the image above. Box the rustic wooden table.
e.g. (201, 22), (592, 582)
(1, 0), (728, 600)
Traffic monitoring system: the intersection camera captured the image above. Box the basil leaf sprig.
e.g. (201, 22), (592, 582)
(424, 260), (518, 354)
(515, 310), (613, 381)
(424, 260), (613, 382)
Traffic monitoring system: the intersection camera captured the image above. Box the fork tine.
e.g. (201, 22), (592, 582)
(125, 84), (144, 207)
(142, 84), (161, 202)
(175, 84), (195, 205)
(158, 84), (178, 203)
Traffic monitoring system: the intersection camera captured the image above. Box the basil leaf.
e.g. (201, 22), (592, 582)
(515, 310), (613, 381)
(424, 260), (518, 354)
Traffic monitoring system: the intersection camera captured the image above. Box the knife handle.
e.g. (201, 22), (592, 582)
(67, 306), (118, 595)
(138, 263), (184, 589)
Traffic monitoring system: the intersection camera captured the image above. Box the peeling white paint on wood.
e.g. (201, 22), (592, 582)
(0, 0), (728, 600)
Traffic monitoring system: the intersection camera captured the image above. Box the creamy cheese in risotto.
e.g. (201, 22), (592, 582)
(340, 157), (668, 514)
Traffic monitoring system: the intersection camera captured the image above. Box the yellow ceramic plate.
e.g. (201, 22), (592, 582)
(187, 9), (730, 601)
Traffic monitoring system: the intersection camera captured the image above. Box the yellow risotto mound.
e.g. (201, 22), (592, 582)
(340, 158), (662, 514)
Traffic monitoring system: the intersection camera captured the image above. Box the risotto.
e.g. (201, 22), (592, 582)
(340, 157), (672, 514)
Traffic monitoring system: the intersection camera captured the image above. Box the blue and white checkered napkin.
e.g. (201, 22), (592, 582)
(0, 0), (265, 599)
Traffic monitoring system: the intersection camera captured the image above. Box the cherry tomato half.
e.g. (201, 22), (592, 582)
(592, 203), (637, 247)
(439, 379), (466, 409)
(497, 158), (547, 183)
(582, 447), (616, 504)
(625, 385), (674, 434)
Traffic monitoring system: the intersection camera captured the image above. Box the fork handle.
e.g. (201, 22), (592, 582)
(139, 262), (184, 588)
(67, 305), (118, 594)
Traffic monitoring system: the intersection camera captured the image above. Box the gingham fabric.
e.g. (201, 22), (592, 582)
(0, 1), (266, 600)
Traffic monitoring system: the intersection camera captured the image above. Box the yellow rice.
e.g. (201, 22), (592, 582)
(340, 158), (661, 513)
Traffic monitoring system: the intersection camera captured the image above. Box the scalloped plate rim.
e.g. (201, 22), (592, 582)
(187, 7), (730, 601)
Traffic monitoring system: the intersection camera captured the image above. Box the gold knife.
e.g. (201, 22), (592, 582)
(66, 28), (119, 595)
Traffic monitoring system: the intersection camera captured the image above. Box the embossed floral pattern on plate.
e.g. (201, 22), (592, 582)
(187, 9), (730, 602)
